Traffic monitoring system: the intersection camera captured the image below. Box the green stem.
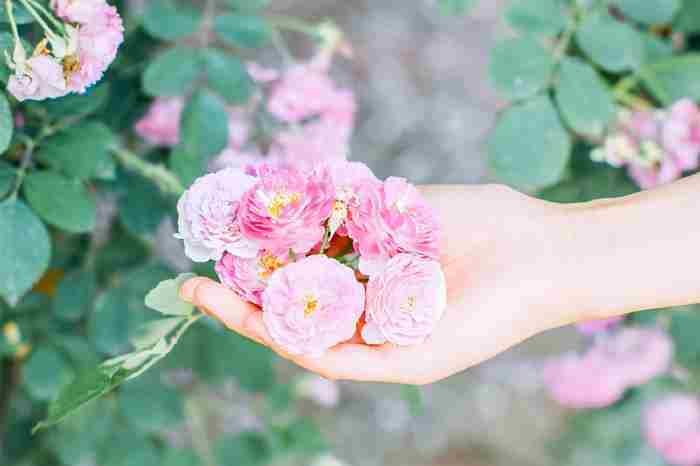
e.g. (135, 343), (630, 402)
(26, 0), (65, 34)
(5, 0), (20, 45)
(267, 16), (321, 38)
(112, 147), (185, 196)
(17, 0), (58, 39)
(8, 137), (35, 200)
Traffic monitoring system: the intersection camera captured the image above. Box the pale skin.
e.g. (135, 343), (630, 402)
(180, 174), (700, 385)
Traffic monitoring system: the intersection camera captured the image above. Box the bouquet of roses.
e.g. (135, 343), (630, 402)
(176, 159), (447, 356)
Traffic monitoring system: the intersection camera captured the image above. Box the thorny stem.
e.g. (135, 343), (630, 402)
(112, 147), (185, 197)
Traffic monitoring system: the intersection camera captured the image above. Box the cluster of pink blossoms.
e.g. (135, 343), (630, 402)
(643, 394), (700, 466)
(544, 327), (673, 409)
(592, 99), (700, 189)
(176, 159), (445, 357)
(6, 0), (123, 101)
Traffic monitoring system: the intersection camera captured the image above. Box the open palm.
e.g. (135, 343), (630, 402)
(180, 184), (573, 384)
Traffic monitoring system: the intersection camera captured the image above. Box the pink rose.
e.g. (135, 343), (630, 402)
(267, 64), (339, 123)
(627, 157), (682, 190)
(663, 99), (700, 171)
(644, 395), (700, 466)
(575, 316), (623, 336)
(262, 255), (365, 357)
(8, 55), (67, 101)
(326, 160), (378, 235)
(176, 168), (259, 262)
(238, 163), (334, 255)
(588, 327), (673, 386)
(362, 254), (447, 346)
(543, 352), (626, 409)
(270, 117), (353, 167)
(346, 177), (440, 276)
(208, 147), (266, 173)
(134, 97), (185, 147)
(215, 250), (289, 306)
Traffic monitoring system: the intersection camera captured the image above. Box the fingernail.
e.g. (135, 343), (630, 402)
(179, 277), (204, 302)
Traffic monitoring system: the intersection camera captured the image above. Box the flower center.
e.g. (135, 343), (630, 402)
(400, 296), (416, 313)
(33, 39), (50, 56)
(257, 253), (283, 280)
(62, 54), (81, 77)
(267, 191), (300, 219)
(303, 294), (319, 317)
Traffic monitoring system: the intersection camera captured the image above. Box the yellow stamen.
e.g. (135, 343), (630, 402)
(33, 39), (50, 56)
(62, 54), (80, 78)
(303, 294), (319, 317)
(267, 192), (301, 219)
(258, 253), (283, 280)
(400, 296), (416, 313)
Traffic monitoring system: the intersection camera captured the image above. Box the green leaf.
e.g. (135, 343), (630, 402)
(169, 145), (205, 187)
(143, 47), (202, 97)
(41, 83), (111, 118)
(53, 269), (97, 321)
(23, 171), (96, 233)
(489, 36), (555, 100)
(130, 317), (183, 349)
(0, 160), (16, 198)
(487, 96), (571, 192)
(33, 367), (113, 432)
(117, 172), (172, 237)
(555, 57), (616, 138)
(144, 273), (196, 316)
(614, 0), (680, 25)
(35, 122), (117, 180)
(0, 199), (51, 306)
(181, 90), (229, 159)
(437, 0), (477, 14)
(505, 0), (567, 37)
(670, 306), (700, 370)
(214, 13), (271, 48)
(118, 372), (184, 433)
(0, 93), (12, 153)
(674, 1), (700, 33)
(99, 426), (162, 466)
(640, 55), (700, 105)
(143, 0), (202, 40)
(89, 289), (133, 355)
(642, 33), (673, 63)
(576, 12), (644, 72)
(225, 0), (270, 10)
(203, 48), (255, 104)
(163, 448), (203, 466)
(23, 347), (74, 401)
(0, 1), (34, 24)
(214, 432), (271, 466)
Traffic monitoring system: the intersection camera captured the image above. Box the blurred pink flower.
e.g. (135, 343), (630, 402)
(8, 55), (67, 101)
(627, 157), (682, 190)
(239, 163), (334, 255)
(346, 177), (440, 276)
(267, 64), (339, 123)
(227, 109), (251, 150)
(208, 147), (265, 173)
(576, 316), (624, 336)
(663, 99), (700, 170)
(543, 352), (626, 409)
(134, 97), (184, 147)
(362, 254), (447, 346)
(262, 255), (365, 357)
(644, 394), (700, 466)
(176, 168), (259, 262)
(216, 250), (289, 306)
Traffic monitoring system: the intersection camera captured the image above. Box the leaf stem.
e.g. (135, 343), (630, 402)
(17, 0), (59, 40)
(112, 147), (185, 196)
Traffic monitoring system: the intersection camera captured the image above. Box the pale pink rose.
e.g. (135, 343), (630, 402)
(575, 316), (624, 336)
(296, 374), (340, 407)
(8, 55), (67, 102)
(227, 109), (251, 149)
(543, 351), (626, 409)
(644, 395), (700, 466)
(270, 117), (352, 167)
(622, 109), (663, 141)
(326, 160), (378, 235)
(215, 250), (289, 306)
(176, 168), (259, 262)
(663, 99), (700, 171)
(208, 147), (265, 173)
(346, 177), (440, 276)
(362, 254), (447, 346)
(134, 97), (184, 147)
(267, 64), (339, 123)
(238, 163), (334, 255)
(627, 157), (682, 190)
(262, 255), (365, 357)
(246, 62), (279, 83)
(52, 0), (104, 23)
(588, 327), (673, 386)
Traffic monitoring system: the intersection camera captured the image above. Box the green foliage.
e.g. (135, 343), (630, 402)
(142, 47), (203, 97)
(144, 273), (196, 316)
(0, 93), (12, 153)
(142, 0), (203, 41)
(505, 0), (567, 37)
(614, 0), (681, 25)
(214, 13), (271, 48)
(204, 48), (255, 104)
(488, 96), (571, 192)
(640, 55), (700, 105)
(489, 36), (555, 100)
(670, 305), (700, 370)
(180, 90), (230, 160)
(53, 269), (97, 321)
(576, 12), (644, 72)
(437, 0), (478, 15)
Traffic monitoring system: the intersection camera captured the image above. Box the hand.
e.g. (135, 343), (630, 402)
(180, 184), (575, 385)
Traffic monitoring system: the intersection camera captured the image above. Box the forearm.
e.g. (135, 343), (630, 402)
(554, 173), (700, 322)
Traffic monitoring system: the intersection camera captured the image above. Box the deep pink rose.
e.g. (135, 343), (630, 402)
(543, 352), (626, 409)
(262, 255), (365, 357)
(644, 395), (700, 466)
(238, 163), (334, 254)
(663, 99), (700, 171)
(575, 316), (623, 336)
(215, 250), (289, 306)
(176, 168), (259, 262)
(134, 97), (184, 147)
(346, 177), (440, 276)
(362, 254), (447, 346)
